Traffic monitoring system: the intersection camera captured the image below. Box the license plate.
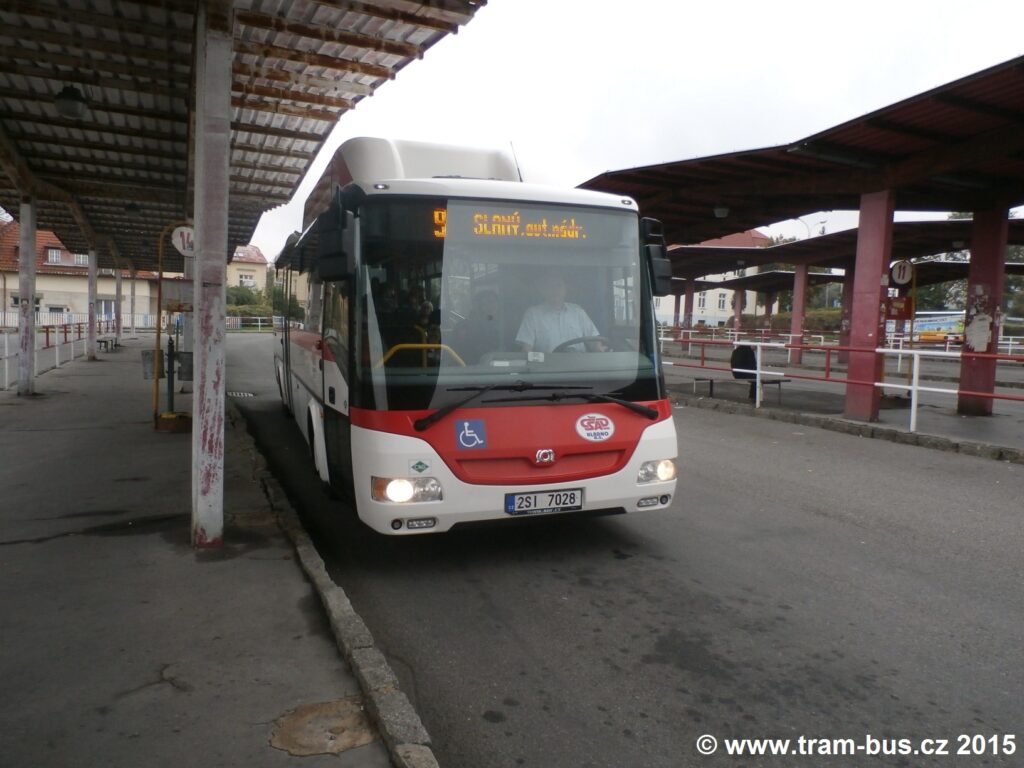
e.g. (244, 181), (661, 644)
(504, 488), (584, 516)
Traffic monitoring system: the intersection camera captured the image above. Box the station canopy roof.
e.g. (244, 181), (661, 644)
(581, 55), (1024, 246)
(0, 0), (484, 272)
(667, 218), (1024, 281)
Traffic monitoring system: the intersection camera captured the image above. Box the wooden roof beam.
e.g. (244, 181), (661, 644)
(115, 0), (196, 17)
(230, 121), (323, 143)
(0, 111), (186, 144)
(45, 177), (183, 205)
(30, 153), (184, 177)
(0, 46), (182, 85)
(232, 97), (342, 123)
(0, 61), (189, 101)
(8, 28), (191, 69)
(308, 0), (460, 34)
(234, 10), (422, 59)
(0, 120), (107, 253)
(230, 175), (296, 191)
(229, 159), (301, 176)
(232, 40), (393, 80)
(232, 62), (373, 95)
(0, 88), (185, 124)
(11, 135), (186, 164)
(231, 141), (315, 161)
(3, 1), (192, 43)
(232, 82), (353, 110)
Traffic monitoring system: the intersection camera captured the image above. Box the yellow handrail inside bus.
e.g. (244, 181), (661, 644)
(376, 343), (466, 368)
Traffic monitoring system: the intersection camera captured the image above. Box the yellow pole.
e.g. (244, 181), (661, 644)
(153, 221), (190, 428)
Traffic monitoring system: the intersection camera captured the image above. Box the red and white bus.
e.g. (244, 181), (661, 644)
(274, 137), (677, 534)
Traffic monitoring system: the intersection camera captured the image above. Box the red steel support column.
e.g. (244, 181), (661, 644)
(672, 292), (681, 327)
(844, 190), (894, 421)
(683, 282), (695, 329)
(957, 208), (1008, 415)
(838, 268), (854, 364)
(87, 249), (98, 359)
(17, 197), (36, 396)
(190, 0), (232, 548)
(733, 289), (743, 330)
(790, 264), (808, 364)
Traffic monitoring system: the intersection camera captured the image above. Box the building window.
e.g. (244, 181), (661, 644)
(697, 292), (706, 310)
(239, 272), (257, 288)
(74, 253), (89, 266)
(47, 248), (62, 264)
(718, 293), (727, 311)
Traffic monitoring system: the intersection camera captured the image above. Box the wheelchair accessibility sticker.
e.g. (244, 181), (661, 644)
(456, 420), (488, 450)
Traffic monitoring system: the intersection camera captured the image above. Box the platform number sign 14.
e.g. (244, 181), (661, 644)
(171, 226), (195, 257)
(890, 260), (914, 286)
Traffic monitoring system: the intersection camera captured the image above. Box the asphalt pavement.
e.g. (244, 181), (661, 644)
(227, 333), (1023, 768)
(4, 332), (1021, 768)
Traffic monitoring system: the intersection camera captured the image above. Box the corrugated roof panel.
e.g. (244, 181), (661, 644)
(0, 0), (486, 271)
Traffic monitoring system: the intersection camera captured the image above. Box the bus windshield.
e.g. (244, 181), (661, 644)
(353, 196), (662, 411)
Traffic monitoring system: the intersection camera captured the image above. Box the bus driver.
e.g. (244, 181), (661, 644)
(515, 276), (606, 353)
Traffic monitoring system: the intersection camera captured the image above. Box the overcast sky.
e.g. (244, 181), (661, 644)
(250, 0), (1024, 259)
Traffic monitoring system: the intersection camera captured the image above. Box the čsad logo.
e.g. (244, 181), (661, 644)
(576, 413), (615, 442)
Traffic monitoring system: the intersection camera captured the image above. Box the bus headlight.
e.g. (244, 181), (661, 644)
(371, 476), (443, 503)
(637, 459), (677, 484)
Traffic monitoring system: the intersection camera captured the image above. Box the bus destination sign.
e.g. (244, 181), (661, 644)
(433, 208), (587, 241)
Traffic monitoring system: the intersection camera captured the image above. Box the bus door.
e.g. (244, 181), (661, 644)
(279, 266), (294, 413)
(322, 277), (354, 494)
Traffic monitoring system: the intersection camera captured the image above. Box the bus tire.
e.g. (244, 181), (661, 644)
(307, 410), (339, 497)
(276, 364), (291, 414)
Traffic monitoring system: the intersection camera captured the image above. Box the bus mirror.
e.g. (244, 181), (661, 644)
(640, 217), (665, 244)
(646, 243), (673, 296)
(316, 210), (355, 281)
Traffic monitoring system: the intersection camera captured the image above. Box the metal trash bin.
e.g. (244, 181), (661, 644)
(141, 349), (164, 379)
(176, 351), (193, 382)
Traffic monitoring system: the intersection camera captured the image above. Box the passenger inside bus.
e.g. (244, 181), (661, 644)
(515, 276), (607, 353)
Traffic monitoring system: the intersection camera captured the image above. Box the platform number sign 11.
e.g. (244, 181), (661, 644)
(890, 260), (914, 286)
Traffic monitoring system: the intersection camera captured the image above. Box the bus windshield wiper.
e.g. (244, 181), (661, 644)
(413, 381), (591, 431)
(481, 391), (659, 420)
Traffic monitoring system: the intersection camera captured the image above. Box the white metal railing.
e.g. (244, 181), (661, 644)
(669, 339), (1024, 434)
(1, 330), (88, 390)
(0, 311), (158, 331)
(225, 315), (276, 332)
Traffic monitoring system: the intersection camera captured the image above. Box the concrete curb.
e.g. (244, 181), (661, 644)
(227, 403), (440, 768)
(668, 389), (1024, 466)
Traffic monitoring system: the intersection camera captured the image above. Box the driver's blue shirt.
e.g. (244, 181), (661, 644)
(515, 302), (599, 353)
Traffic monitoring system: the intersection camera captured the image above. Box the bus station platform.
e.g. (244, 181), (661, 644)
(0, 337), (396, 768)
(661, 343), (1024, 464)
(3, 336), (1021, 768)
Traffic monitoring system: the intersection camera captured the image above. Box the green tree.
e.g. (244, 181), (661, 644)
(227, 285), (260, 305)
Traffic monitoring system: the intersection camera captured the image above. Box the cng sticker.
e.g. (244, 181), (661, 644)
(575, 413), (615, 442)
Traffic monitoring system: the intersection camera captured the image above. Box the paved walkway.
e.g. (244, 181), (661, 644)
(0, 337), (393, 768)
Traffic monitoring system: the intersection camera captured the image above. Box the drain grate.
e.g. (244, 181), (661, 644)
(227, 391), (255, 398)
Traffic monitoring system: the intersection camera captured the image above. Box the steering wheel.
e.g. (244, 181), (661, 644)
(551, 335), (612, 353)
